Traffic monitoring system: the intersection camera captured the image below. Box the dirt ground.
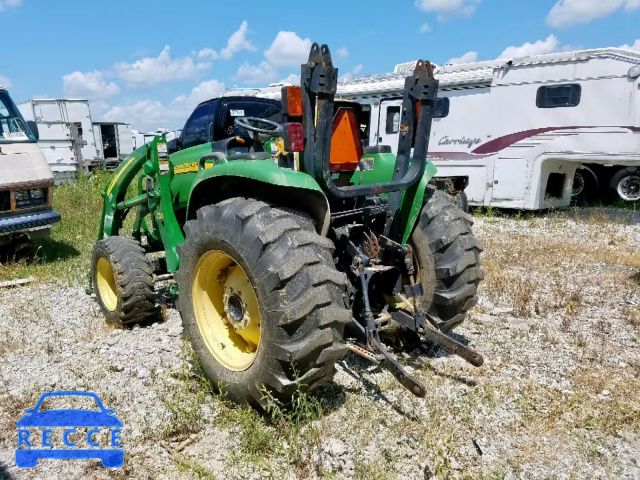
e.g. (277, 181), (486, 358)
(0, 211), (639, 479)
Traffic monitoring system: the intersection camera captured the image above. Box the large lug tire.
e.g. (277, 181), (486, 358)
(92, 236), (157, 326)
(452, 191), (469, 213)
(176, 198), (351, 408)
(411, 190), (484, 333)
(609, 167), (640, 202)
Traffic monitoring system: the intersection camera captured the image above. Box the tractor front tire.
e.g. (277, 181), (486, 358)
(92, 236), (157, 326)
(411, 190), (484, 333)
(176, 198), (351, 408)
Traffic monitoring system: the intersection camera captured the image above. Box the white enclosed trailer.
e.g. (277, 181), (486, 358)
(17, 99), (99, 183)
(337, 48), (640, 208)
(232, 49), (640, 208)
(92, 122), (134, 167)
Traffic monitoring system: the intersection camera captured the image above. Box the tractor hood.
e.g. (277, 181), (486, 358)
(0, 142), (53, 187)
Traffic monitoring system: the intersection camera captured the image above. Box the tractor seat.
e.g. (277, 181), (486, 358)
(210, 136), (270, 160)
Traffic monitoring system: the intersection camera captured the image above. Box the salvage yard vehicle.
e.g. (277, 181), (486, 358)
(0, 87), (61, 248)
(90, 44), (484, 406)
(340, 48), (640, 208)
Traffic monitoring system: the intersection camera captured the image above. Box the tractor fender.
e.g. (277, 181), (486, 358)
(399, 164), (438, 244)
(186, 160), (331, 236)
(350, 152), (438, 243)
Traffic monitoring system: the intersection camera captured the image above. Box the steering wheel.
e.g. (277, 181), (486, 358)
(234, 117), (283, 136)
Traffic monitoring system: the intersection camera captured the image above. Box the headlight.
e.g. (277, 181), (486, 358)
(30, 189), (45, 200)
(15, 187), (48, 209)
(14, 190), (29, 202)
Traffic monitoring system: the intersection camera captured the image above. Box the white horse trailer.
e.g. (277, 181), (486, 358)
(335, 48), (640, 208)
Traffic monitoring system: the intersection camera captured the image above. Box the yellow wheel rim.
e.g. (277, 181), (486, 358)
(97, 257), (118, 312)
(192, 250), (262, 372)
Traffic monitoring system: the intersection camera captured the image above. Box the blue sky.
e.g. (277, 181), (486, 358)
(1, 0), (639, 131)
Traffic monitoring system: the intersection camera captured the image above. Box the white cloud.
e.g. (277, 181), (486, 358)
(420, 23), (431, 33)
(169, 79), (226, 118)
(103, 79), (226, 131)
(339, 65), (365, 83)
(336, 47), (349, 58)
(197, 21), (256, 61)
(116, 46), (210, 88)
(498, 35), (561, 59)
(446, 51), (478, 65)
(0, 0), (22, 11)
(236, 30), (312, 85)
(415, 0), (482, 21)
(235, 61), (279, 85)
(279, 73), (300, 85)
(0, 74), (11, 89)
(620, 39), (640, 51)
(546, 0), (640, 28)
(264, 31), (312, 68)
(62, 71), (120, 100)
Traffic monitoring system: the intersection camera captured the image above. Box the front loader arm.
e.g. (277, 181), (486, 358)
(98, 146), (148, 241)
(98, 137), (185, 272)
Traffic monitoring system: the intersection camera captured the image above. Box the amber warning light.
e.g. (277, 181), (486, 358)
(282, 86), (303, 118)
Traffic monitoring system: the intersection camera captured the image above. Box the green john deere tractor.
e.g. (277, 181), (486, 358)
(90, 44), (484, 406)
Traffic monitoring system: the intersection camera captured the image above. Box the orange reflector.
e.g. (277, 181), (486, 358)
(282, 86), (303, 117)
(330, 109), (363, 172)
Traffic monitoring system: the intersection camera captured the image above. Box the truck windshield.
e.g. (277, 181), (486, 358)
(0, 90), (35, 143)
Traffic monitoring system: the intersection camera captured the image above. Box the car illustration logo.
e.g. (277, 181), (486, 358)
(15, 391), (123, 468)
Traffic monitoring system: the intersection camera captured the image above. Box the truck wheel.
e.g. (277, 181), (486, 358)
(610, 167), (640, 202)
(411, 190), (484, 333)
(176, 198), (351, 408)
(572, 167), (598, 204)
(92, 237), (157, 326)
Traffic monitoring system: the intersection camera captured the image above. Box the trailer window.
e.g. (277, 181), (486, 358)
(385, 106), (401, 134)
(536, 84), (581, 108)
(433, 98), (450, 118)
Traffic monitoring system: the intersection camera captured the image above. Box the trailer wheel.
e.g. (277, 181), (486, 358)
(92, 237), (157, 326)
(176, 198), (351, 408)
(610, 167), (640, 202)
(571, 167), (598, 204)
(411, 190), (484, 333)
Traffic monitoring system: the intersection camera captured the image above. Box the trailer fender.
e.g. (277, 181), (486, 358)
(187, 160), (331, 235)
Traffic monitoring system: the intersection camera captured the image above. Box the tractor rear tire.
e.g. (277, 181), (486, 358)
(92, 236), (157, 326)
(411, 190), (484, 333)
(176, 198), (351, 408)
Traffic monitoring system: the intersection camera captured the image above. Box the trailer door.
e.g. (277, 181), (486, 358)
(116, 124), (134, 159)
(491, 157), (527, 203)
(377, 99), (402, 153)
